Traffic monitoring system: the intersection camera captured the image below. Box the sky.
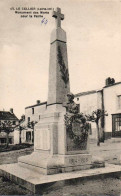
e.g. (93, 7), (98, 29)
(0, 0), (121, 118)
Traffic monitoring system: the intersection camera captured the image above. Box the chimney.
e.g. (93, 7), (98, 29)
(105, 77), (115, 86)
(37, 100), (41, 104)
(10, 108), (13, 113)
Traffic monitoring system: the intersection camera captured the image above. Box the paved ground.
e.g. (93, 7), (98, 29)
(89, 138), (121, 165)
(43, 177), (121, 196)
(0, 175), (120, 196)
(0, 138), (120, 165)
(0, 138), (120, 195)
(0, 146), (34, 165)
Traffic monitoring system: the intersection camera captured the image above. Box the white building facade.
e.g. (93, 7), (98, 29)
(74, 79), (121, 140)
(104, 82), (121, 138)
(25, 100), (47, 123)
(14, 101), (47, 144)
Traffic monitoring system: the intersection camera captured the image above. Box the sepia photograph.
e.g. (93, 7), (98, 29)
(0, 0), (121, 195)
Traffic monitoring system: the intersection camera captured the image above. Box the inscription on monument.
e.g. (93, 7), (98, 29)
(35, 128), (50, 150)
(67, 156), (90, 166)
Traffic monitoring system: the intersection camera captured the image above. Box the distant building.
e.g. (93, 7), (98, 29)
(14, 101), (47, 144)
(0, 109), (19, 145)
(25, 100), (47, 124)
(25, 100), (47, 143)
(74, 78), (121, 139)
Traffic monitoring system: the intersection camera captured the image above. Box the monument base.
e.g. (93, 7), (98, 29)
(0, 163), (120, 194)
(18, 109), (104, 175)
(18, 152), (104, 175)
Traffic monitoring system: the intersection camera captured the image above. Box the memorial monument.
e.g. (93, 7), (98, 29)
(18, 7), (104, 174)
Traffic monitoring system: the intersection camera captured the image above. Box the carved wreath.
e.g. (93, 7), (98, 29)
(57, 46), (69, 87)
(64, 113), (89, 145)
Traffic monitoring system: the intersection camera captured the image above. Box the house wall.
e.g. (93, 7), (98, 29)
(74, 91), (102, 141)
(74, 83), (121, 140)
(103, 83), (121, 137)
(14, 130), (20, 144)
(14, 103), (47, 145)
(74, 92), (100, 115)
(25, 103), (47, 123)
(0, 119), (18, 145)
(14, 128), (33, 144)
(21, 128), (33, 143)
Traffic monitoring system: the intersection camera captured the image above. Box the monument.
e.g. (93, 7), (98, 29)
(18, 7), (104, 174)
(18, 7), (104, 175)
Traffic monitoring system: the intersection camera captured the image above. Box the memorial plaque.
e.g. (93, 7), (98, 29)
(35, 128), (50, 150)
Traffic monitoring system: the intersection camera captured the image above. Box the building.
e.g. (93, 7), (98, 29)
(74, 78), (121, 140)
(25, 100), (47, 123)
(25, 100), (47, 143)
(0, 109), (19, 145)
(19, 78), (120, 144)
(14, 101), (47, 144)
(14, 115), (34, 144)
(103, 80), (121, 138)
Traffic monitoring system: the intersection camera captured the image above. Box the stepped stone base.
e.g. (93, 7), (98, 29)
(18, 152), (105, 175)
(0, 163), (120, 194)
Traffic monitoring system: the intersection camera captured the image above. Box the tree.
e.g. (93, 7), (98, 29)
(15, 115), (27, 144)
(86, 109), (108, 146)
(27, 121), (37, 143)
(0, 121), (14, 148)
(15, 123), (27, 144)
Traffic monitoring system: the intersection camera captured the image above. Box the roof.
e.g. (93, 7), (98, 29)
(74, 90), (98, 97)
(74, 81), (121, 97)
(103, 82), (121, 89)
(25, 101), (47, 109)
(0, 111), (19, 121)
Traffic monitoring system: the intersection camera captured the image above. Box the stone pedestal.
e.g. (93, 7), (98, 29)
(19, 107), (93, 175)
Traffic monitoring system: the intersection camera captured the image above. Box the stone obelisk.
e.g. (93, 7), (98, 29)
(47, 7), (70, 107)
(18, 8), (71, 174)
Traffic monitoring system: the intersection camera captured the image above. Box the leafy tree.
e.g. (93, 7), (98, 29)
(86, 109), (108, 146)
(0, 121), (14, 148)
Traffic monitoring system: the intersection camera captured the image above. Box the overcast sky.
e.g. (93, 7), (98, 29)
(0, 0), (121, 118)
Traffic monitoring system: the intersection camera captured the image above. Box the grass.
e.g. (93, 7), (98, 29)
(0, 143), (33, 152)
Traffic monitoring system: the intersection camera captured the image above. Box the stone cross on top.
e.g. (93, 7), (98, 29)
(52, 7), (64, 28)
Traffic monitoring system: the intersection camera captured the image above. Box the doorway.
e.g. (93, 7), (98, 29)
(112, 114), (121, 137)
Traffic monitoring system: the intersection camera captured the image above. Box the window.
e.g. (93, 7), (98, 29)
(9, 138), (12, 144)
(26, 132), (31, 142)
(117, 95), (121, 109)
(28, 117), (30, 122)
(32, 108), (34, 114)
(13, 121), (16, 125)
(1, 138), (6, 144)
(77, 97), (79, 101)
(39, 115), (40, 120)
(77, 104), (80, 113)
